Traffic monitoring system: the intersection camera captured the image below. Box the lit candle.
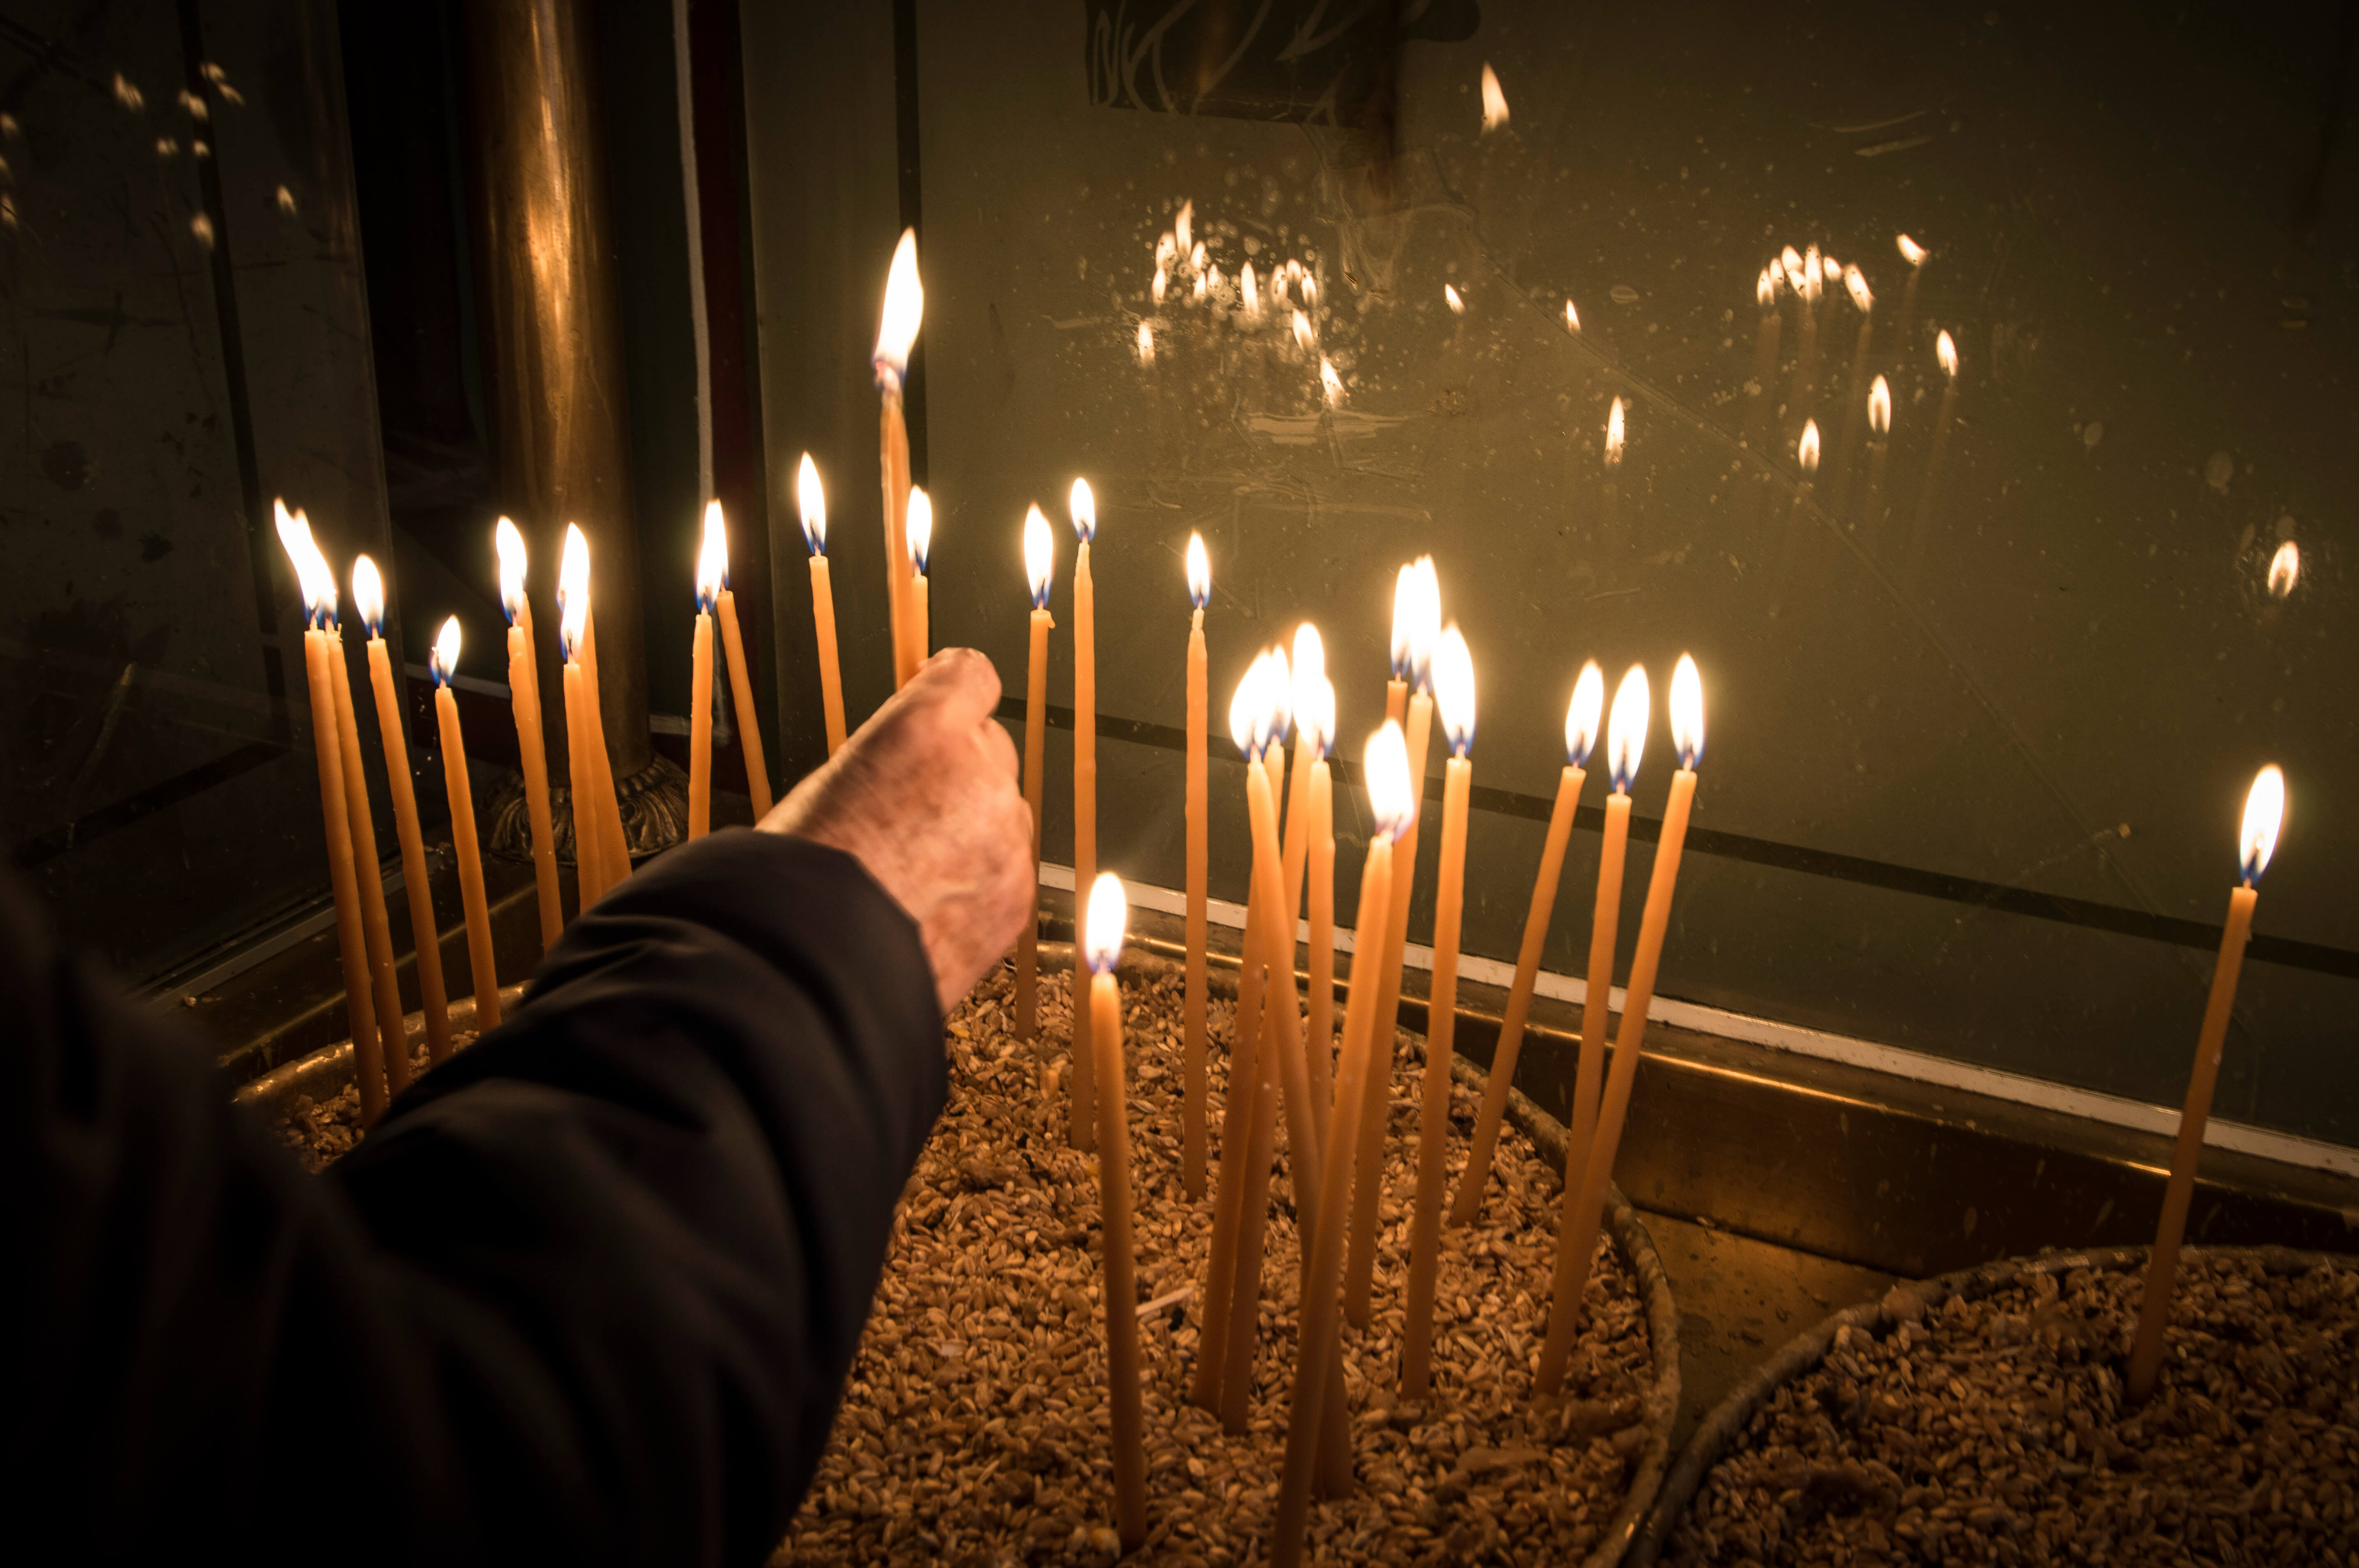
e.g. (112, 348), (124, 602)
(1301, 675), (1338, 1121)
(328, 567), (413, 1098)
(1743, 265), (1783, 457)
(1015, 505), (1054, 1043)
(351, 555), (453, 1065)
(1081, 872), (1148, 1547)
(430, 617), (501, 1033)
(1182, 531), (1211, 1195)
(277, 505), (390, 1122)
(1913, 330), (1961, 539)
(874, 229), (923, 691)
(1286, 627), (1329, 1133)
(557, 527), (609, 903)
(798, 456), (848, 756)
(1829, 266), (1875, 519)
(1792, 418), (1822, 533)
(1790, 243), (1822, 432)
(2128, 765), (2286, 1401)
(1273, 720), (1417, 1568)
(1863, 376), (1893, 539)
(1069, 477), (1100, 1152)
(905, 484), (933, 675)
(1601, 397), (1626, 556)
(1894, 233), (1929, 361)
(494, 520), (563, 945)
(1348, 555), (1440, 1327)
(1539, 655), (1706, 1394)
(688, 513), (721, 841)
(1401, 623), (1477, 1400)
(1452, 661), (1604, 1227)
(708, 501), (772, 819)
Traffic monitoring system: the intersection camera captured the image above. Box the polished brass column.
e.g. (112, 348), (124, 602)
(463, 0), (680, 861)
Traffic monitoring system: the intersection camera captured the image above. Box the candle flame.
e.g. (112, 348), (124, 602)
(874, 228), (923, 386)
(1192, 270), (1207, 304)
(1605, 396), (1626, 465)
(2240, 764), (2285, 885)
(1566, 661), (1605, 767)
(1407, 555), (1441, 692)
(1185, 530), (1210, 609)
(1433, 624), (1476, 757)
(431, 615), (462, 687)
(1241, 261), (1259, 318)
(1780, 246), (1805, 294)
(1480, 62), (1509, 131)
(1390, 564), (1417, 681)
(1844, 265), (1872, 313)
(1566, 297), (1581, 332)
(274, 499), (334, 627)
(1085, 871), (1128, 975)
(1301, 675), (1336, 760)
(1299, 270), (1319, 311)
(351, 554), (385, 638)
(1937, 329), (1958, 379)
(698, 500), (729, 610)
(1024, 504), (1054, 608)
(1229, 652), (1267, 758)
(1270, 267), (1288, 309)
(1291, 622), (1325, 728)
(2267, 540), (2299, 600)
(904, 486), (933, 574)
(1798, 419), (1821, 474)
(558, 522), (590, 661)
(1364, 719), (1416, 840)
(1822, 253), (1843, 283)
(1292, 308), (1315, 354)
(1206, 263), (1222, 295)
(1263, 645), (1294, 751)
(494, 516), (527, 623)
(1137, 321), (1155, 364)
(1607, 663), (1650, 793)
(1190, 240), (1206, 274)
(798, 453), (827, 553)
(1174, 200), (1192, 258)
(1444, 282), (1464, 315)
(1670, 653), (1704, 769)
(1152, 264), (1168, 306)
(1803, 259), (1823, 306)
(1897, 233), (1928, 267)
(1319, 356), (1344, 406)
(1757, 267), (1776, 311)
(1868, 375), (1892, 435)
(1070, 477), (1095, 543)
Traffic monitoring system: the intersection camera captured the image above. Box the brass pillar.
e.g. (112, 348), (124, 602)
(462, 0), (678, 858)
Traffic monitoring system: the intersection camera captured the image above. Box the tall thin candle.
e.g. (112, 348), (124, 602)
(2128, 766), (2285, 1401)
(1015, 506), (1054, 1043)
(352, 555), (453, 1066)
(1272, 721), (1416, 1568)
(277, 505), (389, 1123)
(1561, 665), (1649, 1248)
(875, 229), (923, 691)
(1069, 477), (1100, 1152)
(1402, 624), (1477, 1400)
(1082, 873), (1148, 1548)
(558, 526), (610, 903)
(1298, 675), (1338, 1124)
(330, 607), (413, 1097)
(1183, 531), (1211, 1196)
(688, 509), (722, 840)
(430, 618), (501, 1033)
(1453, 661), (1604, 1226)
(709, 502), (773, 818)
(798, 456), (848, 755)
(1540, 655), (1706, 1393)
(495, 520), (563, 944)
(906, 484), (933, 673)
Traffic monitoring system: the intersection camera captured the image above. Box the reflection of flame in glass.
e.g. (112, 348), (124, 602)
(1480, 62), (1509, 131)
(1190, 241), (1206, 273)
(798, 454), (826, 553)
(1937, 330), (1959, 379)
(1798, 419), (1821, 473)
(1024, 505), (1054, 607)
(1845, 265), (1872, 313)
(1868, 376), (1892, 435)
(1241, 262), (1259, 318)
(1185, 531), (1209, 609)
(1155, 231), (1175, 269)
(1319, 356), (1344, 406)
(1757, 267), (1776, 310)
(1085, 872), (1128, 974)
(2267, 540), (2300, 600)
(1565, 661), (1605, 767)
(1605, 397), (1626, 465)
(1780, 246), (1804, 292)
(1669, 654), (1704, 770)
(1191, 270), (1206, 304)
(1364, 719), (1416, 839)
(1822, 253), (1843, 283)
(1607, 664), (1650, 794)
(1136, 321), (1154, 364)
(1152, 264), (1167, 305)
(1566, 298), (1580, 332)
(2240, 764), (2285, 885)
(1897, 233), (1928, 267)
(1174, 200), (1192, 257)
(1433, 624), (1476, 757)
(1444, 283), (1464, 314)
(1299, 270), (1318, 311)
(1292, 309), (1315, 353)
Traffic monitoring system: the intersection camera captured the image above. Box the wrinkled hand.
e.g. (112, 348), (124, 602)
(761, 648), (1033, 1016)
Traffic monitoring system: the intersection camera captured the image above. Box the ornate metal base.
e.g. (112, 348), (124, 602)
(486, 753), (690, 866)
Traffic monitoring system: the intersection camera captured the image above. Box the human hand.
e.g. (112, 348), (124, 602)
(761, 648), (1033, 1015)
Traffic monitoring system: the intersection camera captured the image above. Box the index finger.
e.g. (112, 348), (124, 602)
(912, 646), (1004, 725)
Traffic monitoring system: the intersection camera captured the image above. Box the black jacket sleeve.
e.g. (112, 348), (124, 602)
(3, 829), (944, 1568)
